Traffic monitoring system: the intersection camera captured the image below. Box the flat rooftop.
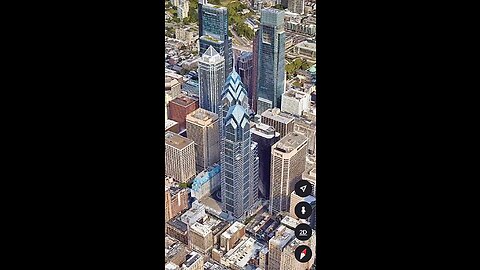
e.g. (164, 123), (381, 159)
(284, 89), (309, 99)
(273, 132), (308, 153)
(171, 95), (197, 107)
(187, 108), (218, 124)
(165, 131), (193, 149)
(222, 222), (245, 239)
(261, 108), (295, 124)
(167, 218), (188, 233)
(184, 251), (202, 268)
(251, 123), (279, 138)
(190, 222), (212, 237)
(269, 225), (295, 249)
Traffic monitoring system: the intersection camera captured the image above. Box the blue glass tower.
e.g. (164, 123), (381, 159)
(255, 8), (286, 115)
(198, 3), (233, 80)
(220, 70), (258, 220)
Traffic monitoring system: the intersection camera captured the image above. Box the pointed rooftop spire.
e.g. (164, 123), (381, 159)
(203, 45), (218, 57)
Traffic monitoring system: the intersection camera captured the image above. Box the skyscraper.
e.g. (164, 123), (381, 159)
(198, 3), (233, 80)
(198, 46), (225, 114)
(261, 108), (295, 138)
(251, 122), (280, 199)
(165, 131), (197, 183)
(186, 108), (220, 172)
(169, 95), (199, 133)
(256, 8), (286, 115)
(220, 70), (258, 220)
(269, 132), (308, 215)
(236, 51), (255, 112)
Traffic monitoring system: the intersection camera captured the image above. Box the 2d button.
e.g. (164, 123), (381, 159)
(294, 201), (312, 220)
(294, 180), (313, 197)
(295, 223), (312, 241)
(295, 245), (313, 263)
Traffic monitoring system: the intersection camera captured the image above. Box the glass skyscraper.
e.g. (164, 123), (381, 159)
(236, 51), (255, 113)
(220, 70), (258, 220)
(198, 46), (225, 114)
(255, 8), (286, 115)
(198, 3), (233, 80)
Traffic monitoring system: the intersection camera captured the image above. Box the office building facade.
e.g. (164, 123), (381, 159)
(236, 51), (255, 112)
(169, 95), (199, 132)
(198, 46), (225, 115)
(261, 108), (295, 138)
(220, 70), (258, 220)
(269, 132), (308, 215)
(165, 131), (197, 183)
(255, 8), (286, 114)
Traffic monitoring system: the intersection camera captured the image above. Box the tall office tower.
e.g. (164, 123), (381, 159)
(281, 89), (310, 117)
(256, 8), (286, 114)
(198, 0), (207, 36)
(288, 0), (304, 15)
(177, 0), (190, 19)
(236, 52), (255, 112)
(261, 108), (295, 138)
(198, 4), (233, 80)
(169, 95), (199, 133)
(189, 222), (214, 255)
(251, 123), (280, 199)
(281, 233), (316, 270)
(250, 141), (260, 208)
(220, 70), (258, 220)
(198, 46), (225, 114)
(269, 132), (308, 215)
(268, 225), (295, 270)
(165, 131), (197, 183)
(251, 32), (259, 113)
(186, 108), (220, 172)
(182, 251), (204, 270)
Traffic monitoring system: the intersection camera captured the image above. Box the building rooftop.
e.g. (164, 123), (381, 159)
(186, 108), (219, 125)
(165, 119), (178, 130)
(280, 216), (301, 230)
(222, 222), (245, 239)
(167, 218), (188, 233)
(190, 222), (212, 237)
(170, 95), (197, 107)
(250, 123), (279, 139)
(184, 251), (202, 268)
(273, 132), (308, 153)
(192, 164), (221, 192)
(261, 108), (295, 124)
(165, 131), (194, 150)
(284, 89), (309, 100)
(294, 116), (316, 129)
(223, 237), (264, 268)
(269, 225), (295, 249)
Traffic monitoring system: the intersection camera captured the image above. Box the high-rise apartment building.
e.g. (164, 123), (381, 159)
(288, 0), (304, 15)
(236, 52), (255, 111)
(198, 4), (233, 80)
(198, 47), (225, 114)
(251, 122), (280, 199)
(220, 70), (258, 220)
(189, 222), (214, 255)
(165, 131), (196, 183)
(256, 8), (286, 114)
(261, 108), (295, 138)
(269, 132), (308, 215)
(169, 95), (199, 132)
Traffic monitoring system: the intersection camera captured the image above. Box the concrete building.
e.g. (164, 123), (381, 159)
(191, 164), (221, 200)
(175, 27), (198, 45)
(293, 115), (316, 155)
(251, 123), (280, 199)
(281, 89), (310, 117)
(181, 200), (206, 226)
(182, 251), (204, 270)
(186, 108), (220, 171)
(221, 237), (265, 270)
(220, 222), (246, 252)
(165, 183), (189, 222)
(288, 0), (304, 15)
(165, 131), (196, 183)
(268, 225), (295, 270)
(293, 40), (316, 60)
(189, 222), (214, 255)
(166, 236), (187, 267)
(165, 262), (180, 270)
(166, 217), (189, 245)
(269, 132), (308, 215)
(166, 119), (180, 134)
(169, 95), (199, 132)
(165, 76), (182, 102)
(261, 108), (295, 138)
